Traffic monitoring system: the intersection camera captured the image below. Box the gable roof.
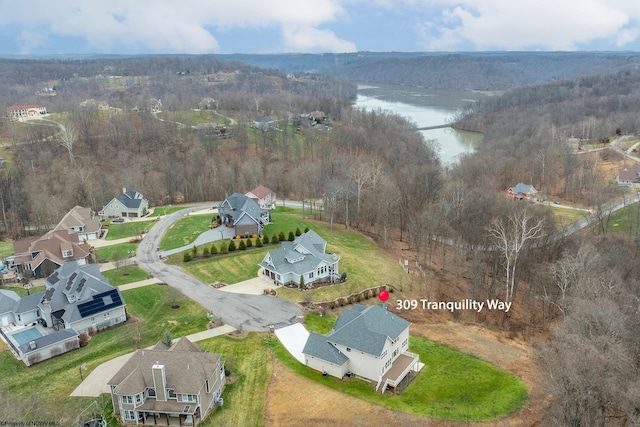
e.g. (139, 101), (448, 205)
(114, 188), (147, 209)
(18, 328), (79, 354)
(0, 289), (20, 314)
(618, 164), (640, 181)
(246, 185), (273, 200)
(218, 192), (266, 225)
(40, 262), (125, 325)
(53, 206), (101, 235)
(108, 337), (221, 395)
(302, 332), (348, 366)
(510, 183), (536, 194)
(13, 230), (91, 270)
(303, 304), (410, 360)
(258, 230), (338, 276)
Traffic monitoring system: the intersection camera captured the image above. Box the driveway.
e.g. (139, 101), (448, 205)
(135, 206), (302, 331)
(274, 323), (309, 364)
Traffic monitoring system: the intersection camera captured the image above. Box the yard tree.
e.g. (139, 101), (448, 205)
(210, 243), (218, 255)
(239, 240), (246, 250)
(56, 121), (77, 166)
(220, 241), (228, 254)
(489, 208), (545, 303)
(228, 240), (236, 251)
(278, 231), (285, 242)
(262, 234), (269, 244)
(255, 237), (263, 247)
(288, 231), (295, 241)
(299, 275), (305, 289)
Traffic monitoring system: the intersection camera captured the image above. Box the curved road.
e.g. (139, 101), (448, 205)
(135, 205), (302, 331)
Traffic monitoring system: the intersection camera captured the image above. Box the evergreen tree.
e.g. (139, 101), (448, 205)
(228, 240), (237, 251)
(210, 243), (218, 255)
(262, 234), (269, 244)
(273, 234), (279, 243)
(304, 227), (309, 233)
(220, 241), (228, 254)
(183, 252), (192, 262)
(288, 231), (295, 241)
(295, 227), (302, 236)
(299, 275), (305, 289)
(203, 246), (210, 257)
(256, 237), (263, 247)
(192, 245), (198, 257)
(246, 238), (253, 248)
(279, 231), (286, 241)
(239, 240), (246, 250)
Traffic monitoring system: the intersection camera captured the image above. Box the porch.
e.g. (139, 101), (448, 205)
(376, 351), (423, 394)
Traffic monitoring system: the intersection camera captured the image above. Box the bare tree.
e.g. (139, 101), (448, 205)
(489, 208), (545, 302)
(56, 121), (76, 166)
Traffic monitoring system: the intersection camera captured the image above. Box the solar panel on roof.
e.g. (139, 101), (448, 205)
(65, 272), (77, 290)
(42, 288), (55, 302)
(48, 272), (59, 284)
(77, 288), (123, 318)
(76, 278), (86, 293)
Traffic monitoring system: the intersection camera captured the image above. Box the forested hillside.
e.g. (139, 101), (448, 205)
(1, 53), (640, 425)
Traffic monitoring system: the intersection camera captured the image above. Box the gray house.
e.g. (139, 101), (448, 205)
(302, 304), (420, 393)
(53, 205), (102, 241)
(252, 116), (276, 131)
(109, 337), (226, 426)
(100, 187), (149, 219)
(258, 230), (340, 286)
(218, 192), (269, 236)
(0, 262), (125, 366)
(38, 262), (127, 335)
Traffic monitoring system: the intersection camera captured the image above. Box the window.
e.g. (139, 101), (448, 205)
(147, 388), (156, 397)
(182, 394), (196, 403)
(122, 395), (133, 404)
(135, 393), (142, 404)
(62, 249), (73, 258)
(346, 347), (351, 352)
(381, 350), (387, 359)
(104, 312), (111, 320)
(168, 390), (177, 399)
(124, 410), (135, 420)
(309, 272), (314, 278)
(402, 339), (408, 348)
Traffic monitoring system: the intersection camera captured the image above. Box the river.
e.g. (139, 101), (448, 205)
(355, 83), (484, 164)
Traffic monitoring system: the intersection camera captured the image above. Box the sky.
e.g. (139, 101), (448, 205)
(0, 0), (639, 56)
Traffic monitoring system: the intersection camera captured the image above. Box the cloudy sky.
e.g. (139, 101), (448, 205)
(0, 0), (639, 55)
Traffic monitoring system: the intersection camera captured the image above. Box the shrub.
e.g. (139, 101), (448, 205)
(304, 227), (309, 233)
(252, 234), (258, 239)
(203, 247), (210, 257)
(288, 231), (295, 241)
(272, 234), (279, 243)
(183, 252), (192, 262)
(262, 235), (269, 244)
(278, 231), (286, 241)
(295, 227), (302, 236)
(239, 240), (246, 250)
(220, 241), (228, 254)
(246, 238), (253, 248)
(299, 275), (305, 289)
(228, 240), (236, 251)
(210, 243), (218, 255)
(78, 333), (90, 347)
(255, 237), (263, 247)
(192, 245), (198, 257)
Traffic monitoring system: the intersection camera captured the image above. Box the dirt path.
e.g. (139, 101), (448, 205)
(264, 321), (548, 427)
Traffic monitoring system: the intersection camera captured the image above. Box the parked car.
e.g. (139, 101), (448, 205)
(112, 217), (124, 223)
(538, 198), (545, 202)
(553, 201), (560, 205)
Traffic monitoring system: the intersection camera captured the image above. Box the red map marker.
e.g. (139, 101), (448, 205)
(379, 290), (389, 302)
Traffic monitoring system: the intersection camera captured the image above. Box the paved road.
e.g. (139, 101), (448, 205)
(135, 206), (302, 331)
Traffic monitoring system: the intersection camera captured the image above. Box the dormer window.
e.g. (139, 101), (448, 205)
(62, 249), (73, 258)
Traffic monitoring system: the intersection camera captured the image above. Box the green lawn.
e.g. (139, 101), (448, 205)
(0, 241), (13, 258)
(197, 333), (271, 427)
(606, 201), (640, 235)
(304, 312), (337, 335)
(105, 220), (155, 240)
(271, 334), (528, 422)
(160, 215), (214, 250)
(168, 245), (270, 284)
(148, 205), (194, 217)
(0, 284), (210, 424)
(166, 208), (406, 302)
(95, 242), (139, 262)
(102, 266), (151, 286)
(3, 283), (46, 297)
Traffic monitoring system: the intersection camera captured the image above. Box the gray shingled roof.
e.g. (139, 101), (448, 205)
(115, 189), (147, 209)
(41, 262), (124, 324)
(18, 328), (79, 354)
(0, 289), (20, 314)
(303, 304), (410, 361)
(258, 230), (338, 277)
(109, 337), (221, 396)
(13, 291), (45, 314)
(302, 332), (348, 366)
(218, 192), (266, 225)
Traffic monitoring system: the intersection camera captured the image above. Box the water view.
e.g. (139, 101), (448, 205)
(355, 84), (484, 164)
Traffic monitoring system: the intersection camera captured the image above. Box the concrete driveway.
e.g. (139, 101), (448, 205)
(135, 206), (302, 332)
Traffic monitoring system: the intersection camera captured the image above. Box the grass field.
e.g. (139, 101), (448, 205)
(606, 201), (640, 235)
(0, 284), (209, 424)
(148, 205), (194, 217)
(95, 242), (139, 262)
(102, 266), (151, 286)
(0, 241), (13, 258)
(270, 334), (528, 421)
(166, 207), (405, 302)
(197, 333), (271, 427)
(304, 312), (337, 334)
(160, 215), (213, 250)
(105, 220), (155, 240)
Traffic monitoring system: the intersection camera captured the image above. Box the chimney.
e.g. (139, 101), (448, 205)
(152, 362), (166, 401)
(122, 186), (127, 194)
